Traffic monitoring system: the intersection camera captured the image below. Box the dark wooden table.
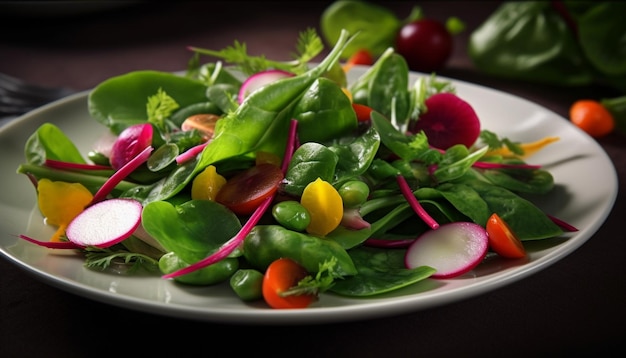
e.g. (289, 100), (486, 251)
(1, 2), (624, 357)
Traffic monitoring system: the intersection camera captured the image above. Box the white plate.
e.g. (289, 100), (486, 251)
(0, 68), (618, 325)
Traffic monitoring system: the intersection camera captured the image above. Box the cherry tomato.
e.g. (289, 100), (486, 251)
(395, 18), (452, 73)
(569, 99), (615, 138)
(262, 258), (316, 309)
(215, 163), (284, 215)
(342, 48), (374, 73)
(352, 103), (374, 122)
(485, 213), (526, 259)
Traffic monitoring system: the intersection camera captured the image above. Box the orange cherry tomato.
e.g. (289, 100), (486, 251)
(569, 99), (615, 138)
(215, 163), (284, 215)
(262, 258), (316, 309)
(485, 213), (526, 259)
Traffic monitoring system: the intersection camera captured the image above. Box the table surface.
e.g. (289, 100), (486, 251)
(1, 2), (624, 357)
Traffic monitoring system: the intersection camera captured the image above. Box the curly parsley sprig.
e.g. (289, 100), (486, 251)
(84, 247), (160, 274)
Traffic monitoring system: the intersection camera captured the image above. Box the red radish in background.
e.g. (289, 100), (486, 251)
(404, 222), (489, 279)
(238, 69), (294, 103)
(109, 123), (153, 170)
(410, 92), (481, 150)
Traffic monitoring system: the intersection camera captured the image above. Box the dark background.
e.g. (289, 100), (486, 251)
(1, 2), (624, 357)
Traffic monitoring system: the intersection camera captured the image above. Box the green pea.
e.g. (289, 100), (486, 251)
(271, 200), (311, 232)
(338, 180), (370, 208)
(230, 269), (264, 302)
(158, 251), (238, 286)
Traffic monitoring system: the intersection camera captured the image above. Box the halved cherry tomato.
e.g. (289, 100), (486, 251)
(262, 258), (315, 309)
(485, 213), (526, 259)
(352, 103), (374, 122)
(215, 163), (284, 215)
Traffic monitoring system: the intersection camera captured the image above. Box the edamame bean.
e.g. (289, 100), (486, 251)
(271, 200), (311, 232)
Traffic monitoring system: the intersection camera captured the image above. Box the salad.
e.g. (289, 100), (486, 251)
(15, 28), (574, 310)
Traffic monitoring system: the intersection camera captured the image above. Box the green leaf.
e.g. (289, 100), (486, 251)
(141, 199), (242, 263)
(329, 246), (435, 296)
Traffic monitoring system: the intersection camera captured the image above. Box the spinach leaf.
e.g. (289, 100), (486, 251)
(330, 246), (435, 297)
(141, 199), (242, 264)
(25, 123), (86, 164)
(293, 77), (358, 143)
(463, 179), (563, 240)
(283, 142), (339, 197)
(88, 70), (209, 134)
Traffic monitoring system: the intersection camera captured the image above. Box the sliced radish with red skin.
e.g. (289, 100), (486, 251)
(410, 92), (481, 150)
(238, 69), (294, 103)
(65, 198), (143, 248)
(110, 123), (153, 170)
(404, 222), (489, 279)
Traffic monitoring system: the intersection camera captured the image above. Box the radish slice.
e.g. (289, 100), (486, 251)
(238, 69), (294, 103)
(66, 198), (143, 248)
(404, 222), (489, 279)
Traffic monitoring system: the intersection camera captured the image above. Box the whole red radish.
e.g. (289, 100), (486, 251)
(410, 92), (480, 150)
(395, 18), (453, 73)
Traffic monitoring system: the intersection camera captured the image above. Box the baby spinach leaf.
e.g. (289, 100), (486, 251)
(293, 77), (357, 143)
(321, 0), (401, 59)
(283, 142), (339, 197)
(480, 167), (555, 194)
(329, 246), (435, 297)
(141, 199), (242, 264)
(88, 70), (209, 134)
(25, 123), (86, 165)
(464, 179), (562, 240)
(329, 126), (380, 185)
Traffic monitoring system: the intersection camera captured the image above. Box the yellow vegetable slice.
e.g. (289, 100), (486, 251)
(300, 178), (343, 237)
(37, 178), (93, 242)
(191, 165), (226, 201)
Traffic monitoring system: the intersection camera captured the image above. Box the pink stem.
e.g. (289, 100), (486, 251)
(18, 234), (81, 249)
(281, 119), (298, 174)
(45, 159), (112, 171)
(175, 142), (208, 164)
(396, 175), (439, 230)
(364, 238), (415, 249)
(472, 161), (541, 170)
(548, 214), (579, 232)
(88, 146), (153, 206)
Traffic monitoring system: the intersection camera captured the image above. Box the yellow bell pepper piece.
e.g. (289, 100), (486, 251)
(37, 178), (93, 242)
(300, 178), (343, 237)
(486, 136), (560, 159)
(191, 165), (226, 201)
(341, 88), (353, 102)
